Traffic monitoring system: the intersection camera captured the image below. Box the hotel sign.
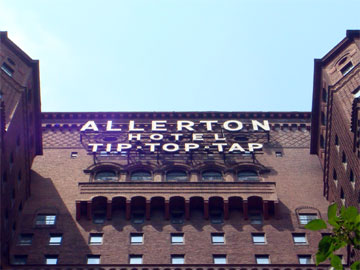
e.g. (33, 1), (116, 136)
(80, 119), (270, 154)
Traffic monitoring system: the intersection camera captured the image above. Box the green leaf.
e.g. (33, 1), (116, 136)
(351, 261), (360, 270)
(343, 207), (358, 222)
(305, 219), (327, 230)
(330, 254), (343, 270)
(316, 236), (334, 264)
(328, 203), (338, 221)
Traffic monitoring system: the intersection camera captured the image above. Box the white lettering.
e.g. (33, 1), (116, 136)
(200, 120), (218, 131)
(106, 143), (112, 152)
(117, 143), (132, 151)
(223, 120), (243, 131)
(162, 143), (179, 152)
(89, 143), (103, 152)
(177, 120), (195, 131)
(150, 134), (163, 141)
(192, 133), (204, 141)
(228, 143), (245, 152)
(214, 133), (226, 141)
(251, 120), (270, 131)
(248, 143), (263, 152)
(212, 143), (228, 152)
(185, 143), (199, 152)
(106, 120), (122, 131)
(128, 133), (141, 141)
(170, 133), (183, 141)
(145, 143), (160, 152)
(152, 120), (167, 131)
(129, 120), (144, 132)
(80, 121), (99, 132)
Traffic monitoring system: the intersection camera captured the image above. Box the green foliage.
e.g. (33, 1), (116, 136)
(304, 203), (360, 270)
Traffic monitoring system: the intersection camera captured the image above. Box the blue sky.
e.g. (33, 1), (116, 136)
(1, 0), (360, 112)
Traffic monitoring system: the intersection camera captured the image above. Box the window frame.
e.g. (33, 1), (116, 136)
(130, 170), (152, 181)
(298, 213), (317, 225)
(213, 254), (227, 264)
(166, 170), (188, 181)
(171, 233), (184, 244)
(252, 233), (266, 244)
(237, 170), (260, 181)
(94, 170), (118, 181)
(202, 170), (223, 181)
(87, 255), (100, 264)
(89, 233), (103, 245)
(211, 233), (225, 244)
(129, 255), (143, 264)
(130, 233), (144, 245)
(18, 233), (33, 246)
(35, 214), (56, 226)
(45, 255), (58, 265)
(292, 233), (307, 245)
(255, 255), (270, 264)
(298, 255), (312, 264)
(49, 233), (63, 246)
(171, 254), (185, 264)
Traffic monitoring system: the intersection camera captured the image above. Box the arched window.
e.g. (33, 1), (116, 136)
(202, 170), (222, 181)
(94, 170), (117, 181)
(130, 171), (152, 181)
(238, 170), (259, 181)
(166, 170), (187, 181)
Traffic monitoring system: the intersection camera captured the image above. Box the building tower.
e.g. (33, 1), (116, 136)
(0, 32), (42, 267)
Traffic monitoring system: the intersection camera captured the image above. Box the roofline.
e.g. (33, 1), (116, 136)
(1, 31), (43, 155)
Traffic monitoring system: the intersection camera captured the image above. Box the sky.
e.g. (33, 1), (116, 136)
(1, 0), (360, 113)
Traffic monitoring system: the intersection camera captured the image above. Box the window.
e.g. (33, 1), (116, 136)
(18, 234), (33, 246)
(166, 170), (188, 181)
(171, 233), (184, 244)
(298, 255), (312, 264)
(87, 255), (100, 264)
(350, 169), (355, 187)
(95, 170), (117, 181)
(275, 151), (283, 157)
(210, 210), (223, 224)
(299, 213), (317, 225)
(202, 170), (223, 181)
(132, 211), (145, 224)
(211, 233), (224, 244)
(255, 255), (270, 264)
(131, 233), (143, 244)
(89, 233), (103, 245)
(171, 255), (185, 264)
(35, 214), (56, 226)
(171, 210), (184, 224)
(333, 169), (338, 184)
(131, 171), (152, 181)
(12, 255), (27, 265)
(252, 233), (266, 244)
(93, 213), (106, 224)
(250, 213), (262, 225)
(49, 234), (62, 245)
(213, 255), (226, 264)
(1, 62), (14, 77)
(70, 152), (78, 158)
(322, 88), (328, 102)
(340, 61), (354, 75)
(342, 152), (347, 167)
(129, 255), (143, 264)
(293, 233), (307, 244)
(45, 255), (58, 265)
(238, 170), (259, 181)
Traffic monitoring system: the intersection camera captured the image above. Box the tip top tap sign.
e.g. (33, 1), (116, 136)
(80, 119), (270, 154)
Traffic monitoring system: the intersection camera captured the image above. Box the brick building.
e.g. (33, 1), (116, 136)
(0, 30), (359, 269)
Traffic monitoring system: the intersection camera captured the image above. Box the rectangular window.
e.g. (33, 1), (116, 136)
(213, 255), (226, 264)
(275, 151), (283, 157)
(211, 233), (225, 244)
(130, 233), (143, 244)
(171, 255), (185, 264)
(18, 234), (33, 246)
(299, 214), (317, 225)
(12, 255), (27, 265)
(252, 233), (266, 244)
(250, 213), (262, 225)
(89, 233), (103, 245)
(171, 233), (184, 244)
(87, 255), (100, 264)
(49, 234), (62, 245)
(256, 255), (270, 264)
(1, 63), (14, 77)
(340, 62), (354, 75)
(129, 255), (143, 264)
(45, 255), (58, 265)
(35, 214), (56, 225)
(293, 233), (307, 244)
(298, 255), (312, 264)
(70, 152), (78, 158)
